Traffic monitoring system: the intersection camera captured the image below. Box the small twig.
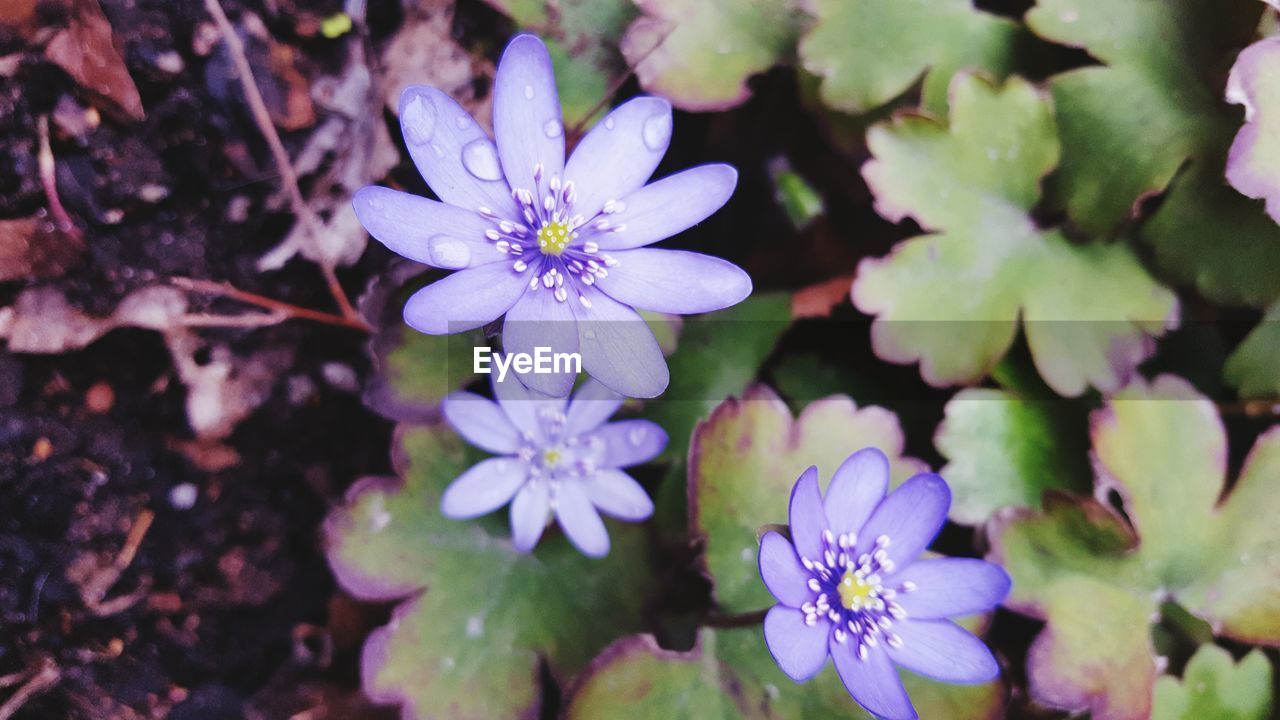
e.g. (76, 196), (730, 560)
(1218, 400), (1280, 418)
(37, 116), (82, 240)
(567, 25), (674, 141)
(704, 608), (769, 629)
(171, 277), (370, 331)
(203, 0), (360, 322)
(0, 660), (60, 720)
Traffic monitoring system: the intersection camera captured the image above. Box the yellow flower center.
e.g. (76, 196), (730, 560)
(542, 447), (564, 467)
(537, 221), (573, 256)
(838, 569), (876, 610)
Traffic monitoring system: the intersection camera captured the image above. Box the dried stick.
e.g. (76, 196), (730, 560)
(171, 277), (370, 331)
(203, 0), (360, 322)
(37, 116), (82, 239)
(567, 25), (674, 141)
(0, 660), (60, 720)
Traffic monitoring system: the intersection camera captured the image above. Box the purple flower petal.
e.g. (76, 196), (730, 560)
(564, 97), (672, 218)
(403, 263), (527, 334)
(502, 286), (579, 397)
(591, 420), (667, 467)
(759, 531), (814, 608)
(353, 187), (505, 269)
(594, 164), (738, 251)
(577, 290), (669, 398)
(582, 469), (653, 520)
(555, 481), (610, 557)
(493, 35), (565, 195)
(491, 369), (566, 440)
(510, 481), (550, 552)
(398, 85), (517, 216)
(831, 639), (917, 720)
(763, 605), (831, 682)
(854, 473), (951, 569)
(789, 466), (826, 562)
(440, 458), (528, 518)
(564, 378), (624, 436)
(441, 392), (522, 453)
(594, 249), (752, 315)
(893, 558), (1011, 620)
(885, 619), (1000, 684)
(824, 447), (890, 537)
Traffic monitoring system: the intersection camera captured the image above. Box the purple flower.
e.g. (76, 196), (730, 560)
(759, 448), (1010, 720)
(440, 373), (666, 557)
(354, 34), (752, 399)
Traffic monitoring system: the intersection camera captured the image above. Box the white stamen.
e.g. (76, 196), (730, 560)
(513, 260), (528, 272)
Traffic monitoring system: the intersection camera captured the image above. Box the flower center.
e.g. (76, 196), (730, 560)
(542, 447), (564, 468)
(537, 221), (573, 256)
(838, 569), (877, 609)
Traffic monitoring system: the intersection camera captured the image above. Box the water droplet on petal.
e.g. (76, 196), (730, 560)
(455, 115), (470, 130)
(583, 329), (597, 341)
(543, 119), (563, 139)
(641, 112), (672, 151)
(628, 426), (647, 445)
(431, 143), (445, 158)
(428, 236), (472, 269)
(461, 139), (504, 181)
(524, 84), (534, 100)
(402, 95), (437, 146)
(604, 116), (616, 130)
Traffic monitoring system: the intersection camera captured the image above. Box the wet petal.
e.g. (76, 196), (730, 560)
(759, 531), (814, 608)
(577, 290), (669, 398)
(555, 481), (610, 557)
(441, 392), (522, 453)
(403, 263), (527, 335)
(564, 378), (624, 436)
(353, 187), (505, 269)
(491, 370), (566, 441)
(398, 85), (517, 216)
(582, 469), (653, 521)
(831, 638), (917, 720)
(892, 558), (1011, 620)
(592, 164), (738, 250)
(885, 619), (1000, 684)
(789, 466), (827, 562)
(510, 481), (551, 552)
(591, 420), (667, 467)
(565, 97), (672, 218)
(440, 458), (527, 518)
(824, 448), (890, 537)
(594, 249), (752, 315)
(493, 34), (565, 193)
(854, 473), (950, 569)
(764, 606), (831, 682)
(502, 286), (579, 398)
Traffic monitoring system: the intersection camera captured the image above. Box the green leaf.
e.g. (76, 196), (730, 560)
(799, 0), (1025, 115)
(991, 375), (1280, 720)
(851, 72), (1177, 396)
(365, 327), (482, 421)
(689, 385), (926, 614)
(1152, 645), (1274, 720)
(620, 0), (804, 111)
(643, 294), (792, 463)
(566, 628), (1004, 719)
(1025, 0), (1260, 236)
(1226, 302), (1280, 399)
(1025, 0), (1280, 307)
(1226, 37), (1280, 225)
(482, 0), (637, 125)
(935, 388), (1091, 524)
(324, 424), (652, 719)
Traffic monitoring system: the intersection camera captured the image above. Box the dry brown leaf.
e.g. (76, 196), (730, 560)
(0, 216), (85, 282)
(381, 0), (492, 123)
(44, 0), (146, 122)
(791, 273), (855, 319)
